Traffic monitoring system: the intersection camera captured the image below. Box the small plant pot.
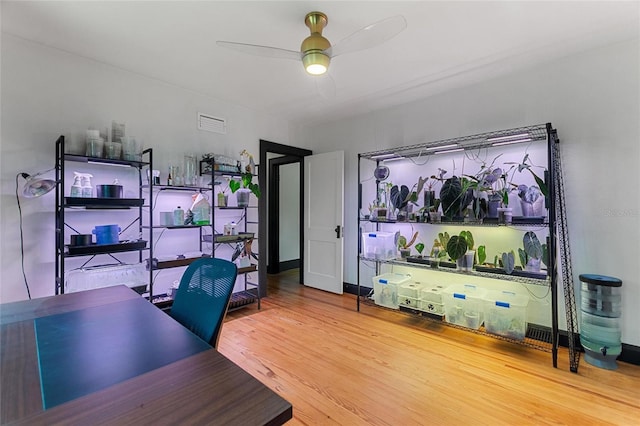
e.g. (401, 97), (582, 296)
(377, 208), (387, 219)
(399, 249), (411, 259)
(456, 250), (475, 272)
(520, 198), (545, 217)
(524, 257), (542, 272)
(497, 207), (513, 224)
(429, 257), (440, 269)
(429, 211), (441, 223)
(236, 188), (251, 207)
(487, 199), (501, 218)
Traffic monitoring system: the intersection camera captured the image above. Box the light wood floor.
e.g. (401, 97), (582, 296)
(221, 270), (640, 425)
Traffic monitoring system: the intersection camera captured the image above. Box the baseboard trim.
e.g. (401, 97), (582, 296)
(343, 282), (640, 366)
(279, 259), (300, 271)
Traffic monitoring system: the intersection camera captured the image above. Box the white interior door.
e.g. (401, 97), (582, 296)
(303, 151), (344, 294)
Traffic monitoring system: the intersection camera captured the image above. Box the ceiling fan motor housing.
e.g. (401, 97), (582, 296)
(302, 12), (331, 74)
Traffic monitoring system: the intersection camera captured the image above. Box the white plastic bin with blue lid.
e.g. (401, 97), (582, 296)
(442, 284), (486, 329)
(483, 290), (529, 340)
(372, 273), (411, 309)
(362, 231), (398, 260)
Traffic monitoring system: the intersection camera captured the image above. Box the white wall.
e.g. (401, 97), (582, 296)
(0, 35), (290, 302)
(279, 162), (300, 262)
(293, 38), (640, 346)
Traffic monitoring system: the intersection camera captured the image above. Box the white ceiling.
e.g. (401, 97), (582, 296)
(2, 1), (638, 127)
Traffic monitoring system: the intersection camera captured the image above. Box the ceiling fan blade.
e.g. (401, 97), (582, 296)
(314, 73), (336, 99)
(325, 15), (407, 58)
(216, 41), (302, 61)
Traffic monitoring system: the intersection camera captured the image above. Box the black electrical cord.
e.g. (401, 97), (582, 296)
(15, 173), (32, 299)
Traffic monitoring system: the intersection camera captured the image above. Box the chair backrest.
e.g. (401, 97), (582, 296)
(170, 258), (237, 348)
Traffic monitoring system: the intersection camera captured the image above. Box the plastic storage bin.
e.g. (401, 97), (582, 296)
(398, 282), (424, 309)
(483, 290), (529, 340)
(362, 231), (398, 260)
(372, 273), (411, 309)
(419, 285), (446, 315)
(442, 284), (486, 329)
(65, 263), (147, 293)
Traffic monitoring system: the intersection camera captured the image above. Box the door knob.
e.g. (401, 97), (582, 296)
(335, 225), (341, 238)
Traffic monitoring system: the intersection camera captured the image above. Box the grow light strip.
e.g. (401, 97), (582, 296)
(486, 132), (530, 142)
(370, 153), (397, 159)
(434, 148), (464, 155)
(87, 161), (130, 167)
(425, 143), (458, 151)
(383, 156), (406, 162)
(491, 138), (533, 147)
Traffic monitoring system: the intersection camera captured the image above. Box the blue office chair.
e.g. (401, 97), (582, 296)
(170, 258), (238, 348)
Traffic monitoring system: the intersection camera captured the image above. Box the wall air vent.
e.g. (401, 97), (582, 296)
(197, 113), (227, 134)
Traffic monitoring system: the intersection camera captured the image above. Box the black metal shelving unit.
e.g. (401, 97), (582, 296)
(204, 160), (261, 310)
(54, 135), (153, 297)
(141, 182), (214, 306)
(356, 123), (580, 372)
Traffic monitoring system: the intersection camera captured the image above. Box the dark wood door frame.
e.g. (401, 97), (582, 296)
(268, 155), (301, 274)
(259, 140), (312, 292)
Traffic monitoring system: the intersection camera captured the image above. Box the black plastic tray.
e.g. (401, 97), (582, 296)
(511, 216), (546, 224)
(406, 256), (456, 269)
(475, 265), (548, 279)
(65, 240), (147, 256)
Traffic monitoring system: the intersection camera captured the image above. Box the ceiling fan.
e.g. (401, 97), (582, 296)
(217, 11), (407, 78)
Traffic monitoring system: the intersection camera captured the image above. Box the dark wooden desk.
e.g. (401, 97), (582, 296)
(1, 286), (292, 425)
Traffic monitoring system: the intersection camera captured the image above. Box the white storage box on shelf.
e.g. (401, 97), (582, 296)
(398, 282), (425, 309)
(65, 263), (147, 293)
(483, 290), (530, 340)
(419, 285), (447, 315)
(362, 231), (398, 260)
(372, 273), (411, 309)
(442, 284), (487, 330)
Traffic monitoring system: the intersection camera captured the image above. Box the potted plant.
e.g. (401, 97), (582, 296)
(440, 176), (463, 220)
(517, 184), (544, 217)
(446, 234), (468, 271)
(229, 172), (261, 207)
(518, 231), (544, 272)
(398, 231), (418, 258)
(424, 169), (446, 212)
(390, 184), (411, 221)
(506, 153), (548, 217)
(501, 250), (516, 274)
(429, 234), (447, 268)
(428, 199), (441, 223)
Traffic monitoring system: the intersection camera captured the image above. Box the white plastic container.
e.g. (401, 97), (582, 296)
(419, 285), (447, 315)
(362, 231), (398, 260)
(372, 273), (411, 309)
(65, 263), (147, 293)
(398, 282), (424, 309)
(483, 290), (529, 340)
(442, 284), (487, 330)
(173, 206), (184, 226)
(420, 285), (446, 304)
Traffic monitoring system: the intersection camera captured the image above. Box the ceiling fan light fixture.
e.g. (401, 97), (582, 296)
(303, 52), (330, 75)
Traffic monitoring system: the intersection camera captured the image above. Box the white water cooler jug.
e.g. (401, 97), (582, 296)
(579, 274), (623, 370)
